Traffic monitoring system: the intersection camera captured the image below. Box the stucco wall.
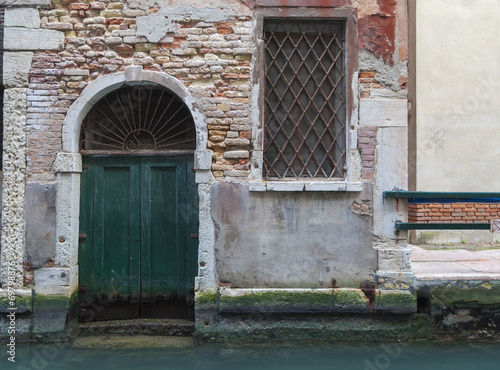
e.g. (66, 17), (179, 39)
(415, 0), (500, 191)
(211, 182), (377, 289)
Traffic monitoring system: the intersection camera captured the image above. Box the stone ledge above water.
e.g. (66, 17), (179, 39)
(196, 288), (417, 315)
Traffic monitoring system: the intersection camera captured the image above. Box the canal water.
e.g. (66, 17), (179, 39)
(2, 336), (500, 370)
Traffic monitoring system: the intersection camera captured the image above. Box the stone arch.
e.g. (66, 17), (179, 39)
(62, 66), (208, 153)
(53, 66), (216, 294)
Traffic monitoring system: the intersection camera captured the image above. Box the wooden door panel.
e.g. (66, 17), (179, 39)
(79, 155), (197, 321)
(96, 159), (141, 302)
(140, 158), (187, 318)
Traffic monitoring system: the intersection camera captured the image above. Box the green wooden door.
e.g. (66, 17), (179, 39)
(78, 156), (198, 321)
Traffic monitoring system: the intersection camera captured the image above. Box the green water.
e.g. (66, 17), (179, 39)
(2, 337), (500, 370)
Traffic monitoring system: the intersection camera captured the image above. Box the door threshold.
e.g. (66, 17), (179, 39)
(78, 318), (194, 337)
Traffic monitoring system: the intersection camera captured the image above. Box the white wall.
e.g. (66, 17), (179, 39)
(416, 0), (500, 191)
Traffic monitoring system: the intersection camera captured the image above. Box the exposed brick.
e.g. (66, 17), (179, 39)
(70, 3), (90, 10)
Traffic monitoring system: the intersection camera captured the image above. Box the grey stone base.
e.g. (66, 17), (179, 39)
(78, 319), (194, 336)
(195, 288), (419, 342)
(195, 313), (416, 342)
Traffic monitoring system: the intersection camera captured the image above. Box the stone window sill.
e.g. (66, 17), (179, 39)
(248, 181), (362, 192)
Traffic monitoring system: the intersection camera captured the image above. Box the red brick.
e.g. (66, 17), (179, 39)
(240, 131), (251, 139)
(69, 3), (90, 10)
(360, 71), (376, 78)
(215, 21), (236, 27)
(359, 78), (374, 84)
(217, 27), (234, 34)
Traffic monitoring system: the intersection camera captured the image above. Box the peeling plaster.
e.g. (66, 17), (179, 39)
(358, 15), (396, 66)
(359, 49), (406, 91)
(354, 0), (380, 18)
(136, 7), (238, 43)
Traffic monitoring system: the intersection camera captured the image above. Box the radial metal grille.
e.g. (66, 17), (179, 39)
(81, 86), (196, 152)
(263, 19), (346, 179)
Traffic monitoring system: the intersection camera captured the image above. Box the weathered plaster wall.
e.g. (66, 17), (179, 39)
(211, 183), (377, 288)
(415, 0), (500, 191)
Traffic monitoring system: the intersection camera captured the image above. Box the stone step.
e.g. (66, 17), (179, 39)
(78, 318), (194, 336)
(72, 334), (194, 349)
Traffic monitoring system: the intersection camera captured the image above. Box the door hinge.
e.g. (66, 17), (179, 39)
(190, 233), (199, 239)
(82, 164), (90, 169)
(79, 233), (88, 240)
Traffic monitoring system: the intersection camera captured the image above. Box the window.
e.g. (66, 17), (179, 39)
(263, 19), (346, 179)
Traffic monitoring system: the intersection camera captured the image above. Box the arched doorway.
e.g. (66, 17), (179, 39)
(77, 84), (199, 321)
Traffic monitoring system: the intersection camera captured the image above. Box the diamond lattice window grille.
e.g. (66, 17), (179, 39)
(263, 19), (346, 179)
(80, 86), (196, 153)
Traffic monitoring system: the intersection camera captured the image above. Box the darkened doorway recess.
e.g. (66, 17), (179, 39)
(78, 85), (199, 321)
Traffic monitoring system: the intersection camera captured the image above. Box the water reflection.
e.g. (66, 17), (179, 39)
(1, 336), (500, 370)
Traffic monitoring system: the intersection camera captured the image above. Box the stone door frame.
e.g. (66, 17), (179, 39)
(51, 66), (216, 299)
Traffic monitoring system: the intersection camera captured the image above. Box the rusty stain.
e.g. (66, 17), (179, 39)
(219, 279), (231, 287)
(43, 259), (54, 267)
(361, 281), (376, 312)
(331, 279), (338, 288)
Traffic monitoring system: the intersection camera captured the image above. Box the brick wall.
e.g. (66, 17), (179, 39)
(23, 0), (408, 183)
(26, 1), (253, 182)
(358, 126), (377, 180)
(408, 203), (500, 223)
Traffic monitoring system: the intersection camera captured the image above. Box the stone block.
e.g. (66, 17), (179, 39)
(223, 150), (249, 159)
(224, 138), (250, 146)
(26, 183), (56, 268)
(64, 69), (90, 76)
(53, 152), (82, 173)
(0, 288), (32, 314)
(34, 268), (71, 287)
(376, 290), (417, 314)
(304, 182), (346, 191)
(5, 8), (41, 28)
(266, 182), (304, 191)
(359, 99), (408, 127)
(4, 28), (64, 51)
(2, 0), (50, 7)
(45, 22), (73, 31)
(377, 248), (412, 272)
(248, 182), (266, 191)
(123, 36), (149, 44)
(100, 9), (122, 18)
(195, 150), (213, 170)
(1, 88), (28, 287)
(3, 52), (34, 88)
(105, 37), (123, 45)
(224, 170), (250, 177)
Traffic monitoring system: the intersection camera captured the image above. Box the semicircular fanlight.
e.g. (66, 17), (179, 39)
(80, 85), (196, 152)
